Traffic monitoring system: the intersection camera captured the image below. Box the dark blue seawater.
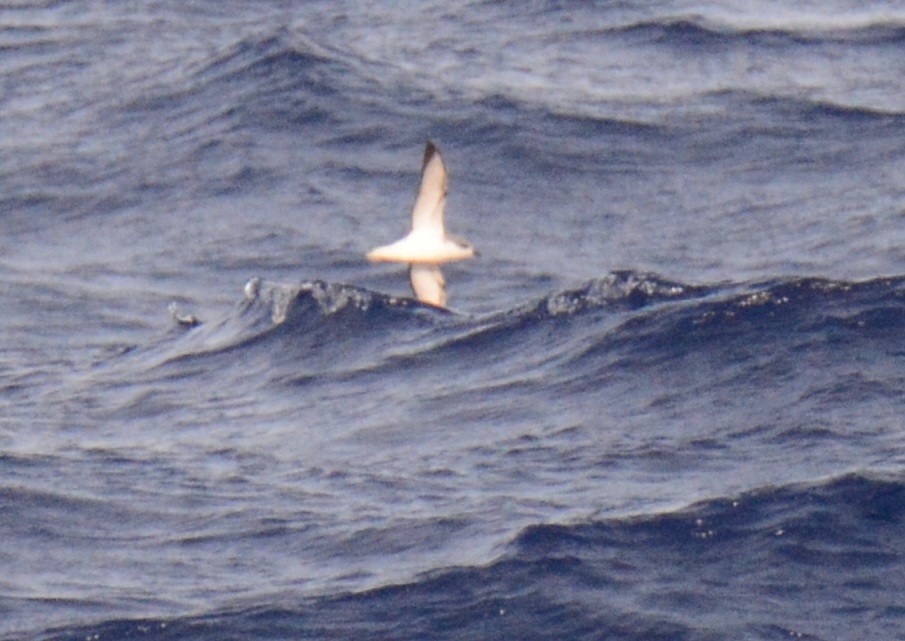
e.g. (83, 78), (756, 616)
(1, 1), (904, 640)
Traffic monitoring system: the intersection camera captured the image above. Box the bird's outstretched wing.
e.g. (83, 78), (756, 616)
(410, 141), (448, 234)
(409, 263), (447, 307)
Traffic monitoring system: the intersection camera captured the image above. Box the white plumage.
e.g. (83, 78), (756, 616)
(367, 141), (476, 307)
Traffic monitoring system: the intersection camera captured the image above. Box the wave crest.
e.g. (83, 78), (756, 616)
(150, 273), (905, 382)
(536, 271), (710, 317)
(242, 278), (449, 325)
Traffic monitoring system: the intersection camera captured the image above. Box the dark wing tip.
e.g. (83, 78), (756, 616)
(423, 140), (441, 170)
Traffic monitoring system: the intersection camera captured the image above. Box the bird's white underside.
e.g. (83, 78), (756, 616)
(366, 142), (476, 307)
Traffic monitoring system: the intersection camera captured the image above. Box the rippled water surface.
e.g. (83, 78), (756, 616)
(1, 1), (903, 639)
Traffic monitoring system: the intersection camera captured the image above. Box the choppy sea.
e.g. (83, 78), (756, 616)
(1, 1), (904, 639)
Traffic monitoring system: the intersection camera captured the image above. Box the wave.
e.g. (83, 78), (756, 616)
(31, 472), (904, 641)
(152, 272), (709, 368)
(77, 270), (901, 430)
(160, 272), (905, 360)
(116, 32), (351, 139)
(167, 277), (454, 353)
(606, 15), (905, 48)
(191, 34), (346, 126)
(701, 90), (905, 123)
(90, 271), (897, 413)
(95, 21), (903, 196)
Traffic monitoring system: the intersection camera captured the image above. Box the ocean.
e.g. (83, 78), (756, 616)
(1, 1), (903, 639)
